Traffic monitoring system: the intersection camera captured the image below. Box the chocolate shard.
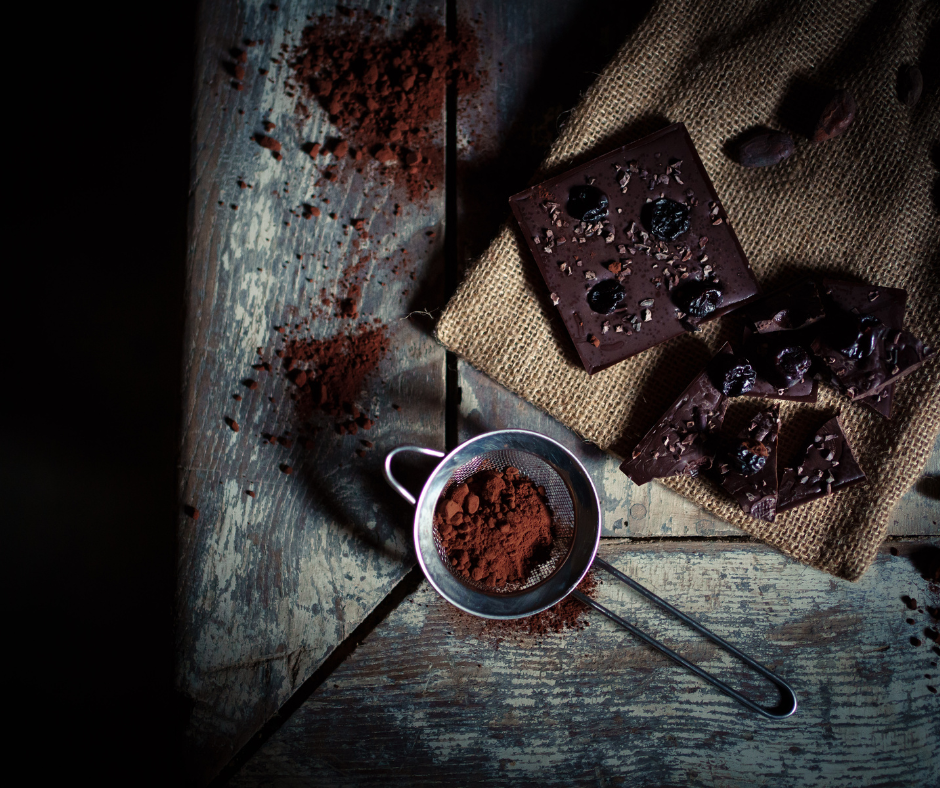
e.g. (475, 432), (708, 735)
(620, 343), (732, 485)
(777, 415), (866, 512)
(741, 279), (826, 334)
(716, 405), (780, 522)
(509, 123), (759, 375)
(740, 327), (818, 403)
(820, 280), (908, 419)
(811, 312), (935, 400)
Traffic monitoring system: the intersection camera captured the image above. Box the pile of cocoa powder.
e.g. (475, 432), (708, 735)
(435, 467), (554, 588)
(288, 9), (480, 201)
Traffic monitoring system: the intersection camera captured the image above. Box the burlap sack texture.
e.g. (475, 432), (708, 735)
(437, 0), (940, 580)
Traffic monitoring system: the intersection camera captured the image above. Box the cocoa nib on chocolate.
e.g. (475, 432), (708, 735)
(741, 279), (826, 334)
(620, 343), (733, 486)
(715, 405), (780, 522)
(509, 122), (759, 375)
(778, 415), (866, 512)
(819, 279), (910, 418)
(811, 312), (935, 400)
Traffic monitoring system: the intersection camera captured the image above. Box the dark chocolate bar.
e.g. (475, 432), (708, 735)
(620, 343), (732, 485)
(741, 279), (826, 334)
(777, 415), (866, 512)
(715, 405), (780, 522)
(509, 123), (760, 374)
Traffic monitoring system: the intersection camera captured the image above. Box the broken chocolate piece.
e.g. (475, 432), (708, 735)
(741, 328), (818, 403)
(777, 415), (866, 512)
(620, 343), (732, 486)
(509, 123), (760, 374)
(717, 406), (780, 521)
(820, 280), (907, 418)
(741, 279), (826, 334)
(812, 313), (935, 399)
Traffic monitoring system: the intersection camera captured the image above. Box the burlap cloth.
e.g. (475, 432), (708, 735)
(437, 0), (940, 580)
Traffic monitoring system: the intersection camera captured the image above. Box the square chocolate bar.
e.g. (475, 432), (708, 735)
(509, 123), (760, 374)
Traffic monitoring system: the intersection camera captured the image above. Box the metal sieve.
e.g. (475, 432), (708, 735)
(385, 429), (797, 719)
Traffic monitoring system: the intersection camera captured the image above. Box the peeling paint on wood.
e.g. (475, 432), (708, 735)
(231, 540), (940, 787)
(177, 1), (446, 783)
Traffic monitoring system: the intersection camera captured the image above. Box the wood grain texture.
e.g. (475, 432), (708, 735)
(178, 1), (446, 783)
(229, 538), (940, 787)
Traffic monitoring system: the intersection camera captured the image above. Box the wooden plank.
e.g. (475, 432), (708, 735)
(177, 1), (446, 783)
(229, 538), (940, 787)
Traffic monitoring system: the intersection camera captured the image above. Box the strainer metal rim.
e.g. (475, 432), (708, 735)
(410, 430), (602, 620)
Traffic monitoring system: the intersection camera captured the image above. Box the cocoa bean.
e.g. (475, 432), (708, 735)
(812, 89), (857, 142)
(735, 130), (795, 168)
(898, 65), (923, 108)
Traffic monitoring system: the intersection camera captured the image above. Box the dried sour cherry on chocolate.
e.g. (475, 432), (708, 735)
(827, 312), (881, 360)
(715, 405), (780, 522)
(586, 278), (626, 314)
(730, 440), (768, 475)
(566, 184), (609, 222)
(741, 328), (818, 402)
(677, 280), (724, 320)
(708, 352), (756, 396)
(646, 197), (691, 241)
(508, 123), (759, 374)
(770, 345), (812, 389)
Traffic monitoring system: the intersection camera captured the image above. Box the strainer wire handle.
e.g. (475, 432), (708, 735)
(384, 446), (447, 506)
(573, 557), (798, 720)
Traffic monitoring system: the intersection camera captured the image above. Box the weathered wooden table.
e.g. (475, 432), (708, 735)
(178, 2), (940, 785)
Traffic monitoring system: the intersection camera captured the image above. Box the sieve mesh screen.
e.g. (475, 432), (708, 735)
(433, 450), (575, 595)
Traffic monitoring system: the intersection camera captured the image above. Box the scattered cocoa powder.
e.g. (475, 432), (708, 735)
(288, 10), (479, 200)
(285, 324), (390, 427)
(434, 467), (554, 587)
(254, 133), (282, 153)
(518, 573), (599, 635)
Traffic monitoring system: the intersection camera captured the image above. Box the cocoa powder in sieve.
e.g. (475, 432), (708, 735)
(434, 466), (554, 587)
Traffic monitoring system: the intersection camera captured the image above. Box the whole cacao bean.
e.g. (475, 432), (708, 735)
(898, 65), (923, 107)
(735, 130), (795, 168)
(812, 89), (857, 141)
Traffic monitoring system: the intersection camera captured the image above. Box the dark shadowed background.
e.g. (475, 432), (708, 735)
(6, 3), (196, 781)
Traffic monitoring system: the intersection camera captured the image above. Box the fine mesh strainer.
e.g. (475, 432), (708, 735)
(385, 429), (797, 719)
